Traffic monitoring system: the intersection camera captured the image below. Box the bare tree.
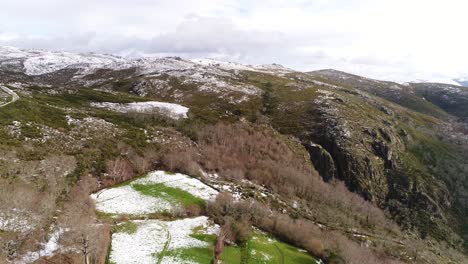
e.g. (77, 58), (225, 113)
(213, 229), (226, 264)
(107, 157), (134, 183)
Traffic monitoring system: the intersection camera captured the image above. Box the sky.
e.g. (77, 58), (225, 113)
(0, 0), (467, 82)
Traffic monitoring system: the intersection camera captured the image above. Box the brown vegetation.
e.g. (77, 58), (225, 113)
(207, 193), (404, 264)
(163, 122), (398, 233)
(58, 176), (111, 264)
(198, 123), (316, 198)
(99, 142), (159, 188)
(213, 228), (226, 264)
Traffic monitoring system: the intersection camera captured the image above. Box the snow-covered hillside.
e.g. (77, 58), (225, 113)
(191, 58), (294, 75)
(0, 46), (127, 76)
(0, 46), (294, 78)
(411, 78), (463, 87)
(2, 46), (466, 90)
(91, 101), (189, 119)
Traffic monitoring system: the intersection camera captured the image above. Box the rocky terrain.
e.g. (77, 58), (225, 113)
(0, 46), (467, 264)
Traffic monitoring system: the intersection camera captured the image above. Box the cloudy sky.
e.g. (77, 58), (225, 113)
(0, 0), (467, 82)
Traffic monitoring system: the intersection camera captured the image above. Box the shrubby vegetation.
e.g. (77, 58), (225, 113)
(163, 122), (397, 232)
(208, 193), (404, 264)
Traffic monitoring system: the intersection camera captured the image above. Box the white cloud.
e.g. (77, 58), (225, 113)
(0, 0), (467, 82)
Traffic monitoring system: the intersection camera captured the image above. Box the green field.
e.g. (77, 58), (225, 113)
(162, 228), (318, 264)
(244, 234), (317, 264)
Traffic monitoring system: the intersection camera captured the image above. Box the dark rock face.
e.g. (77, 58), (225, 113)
(307, 118), (458, 243)
(130, 79), (152, 96)
(301, 91), (464, 246)
(306, 142), (336, 181)
(371, 140), (393, 162)
(306, 100), (392, 204)
(318, 136), (389, 203)
(411, 83), (468, 122)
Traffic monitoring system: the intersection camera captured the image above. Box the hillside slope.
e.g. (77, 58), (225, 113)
(0, 47), (467, 263)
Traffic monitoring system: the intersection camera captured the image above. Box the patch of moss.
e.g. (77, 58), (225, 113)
(113, 221), (138, 234)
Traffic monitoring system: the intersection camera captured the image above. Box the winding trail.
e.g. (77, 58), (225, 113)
(0, 85), (19, 108)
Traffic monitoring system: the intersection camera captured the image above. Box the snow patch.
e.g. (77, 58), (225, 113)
(23, 51), (126, 76)
(91, 171), (218, 215)
(16, 228), (65, 264)
(91, 101), (189, 119)
(91, 185), (173, 215)
(412, 78), (462, 86)
(110, 217), (219, 264)
(133, 171), (218, 201)
(191, 58), (295, 75)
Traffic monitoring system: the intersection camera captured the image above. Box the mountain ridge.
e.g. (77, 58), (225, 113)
(2, 45), (466, 88)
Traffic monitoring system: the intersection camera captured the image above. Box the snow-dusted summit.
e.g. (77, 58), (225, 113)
(0, 46), (294, 78)
(0, 46), (126, 76)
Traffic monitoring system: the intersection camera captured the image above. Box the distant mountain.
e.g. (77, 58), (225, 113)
(454, 78), (468, 87)
(410, 82), (468, 121)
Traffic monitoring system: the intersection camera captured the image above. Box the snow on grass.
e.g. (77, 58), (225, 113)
(91, 185), (173, 215)
(133, 171), (218, 201)
(166, 217), (218, 250)
(91, 101), (189, 119)
(109, 216), (218, 264)
(247, 232), (318, 264)
(91, 171), (217, 215)
(110, 221), (166, 264)
(16, 228), (65, 264)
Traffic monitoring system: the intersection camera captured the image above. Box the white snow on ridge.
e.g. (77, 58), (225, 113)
(91, 101), (189, 119)
(3, 46), (467, 89)
(254, 63), (296, 75)
(133, 57), (200, 75)
(191, 58), (295, 75)
(0, 46), (127, 76)
(0, 47), (294, 94)
(0, 46), (29, 60)
(110, 217), (219, 264)
(192, 58), (255, 72)
(23, 51), (127, 76)
(0, 47), (230, 77)
(411, 78), (462, 87)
